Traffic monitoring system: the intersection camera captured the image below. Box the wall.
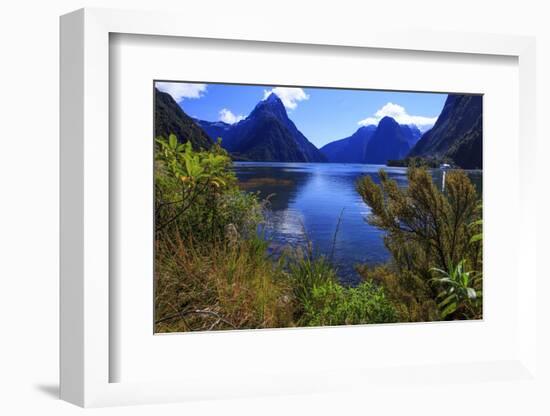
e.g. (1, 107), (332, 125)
(0, 1), (547, 414)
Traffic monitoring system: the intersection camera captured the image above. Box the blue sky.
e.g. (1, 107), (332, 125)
(155, 81), (447, 148)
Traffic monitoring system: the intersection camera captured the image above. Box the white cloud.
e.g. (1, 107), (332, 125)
(263, 87), (309, 110)
(358, 102), (438, 131)
(155, 82), (207, 102)
(219, 108), (245, 124)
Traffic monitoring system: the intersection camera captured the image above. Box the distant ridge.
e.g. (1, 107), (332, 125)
(320, 125), (376, 163)
(194, 119), (235, 146)
(321, 118), (422, 164)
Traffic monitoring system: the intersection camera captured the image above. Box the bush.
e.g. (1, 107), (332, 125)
(300, 280), (396, 326)
(155, 134), (262, 244)
(356, 167), (482, 321)
(357, 265), (439, 322)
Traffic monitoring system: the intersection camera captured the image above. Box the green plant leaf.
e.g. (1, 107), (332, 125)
(440, 302), (457, 319)
(470, 234), (482, 243)
(168, 134), (178, 149)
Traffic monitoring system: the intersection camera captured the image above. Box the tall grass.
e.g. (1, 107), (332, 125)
(288, 250), (337, 308)
(155, 231), (295, 332)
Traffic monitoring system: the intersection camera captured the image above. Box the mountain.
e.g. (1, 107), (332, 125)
(363, 117), (415, 164)
(321, 120), (421, 164)
(409, 94), (482, 169)
(154, 88), (212, 149)
(320, 125), (376, 163)
(195, 93), (326, 162)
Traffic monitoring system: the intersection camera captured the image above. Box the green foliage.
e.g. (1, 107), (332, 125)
(301, 280), (396, 326)
(288, 250), (338, 308)
(156, 134), (232, 190)
(285, 247), (396, 326)
(155, 134), (260, 243)
(424, 204), (483, 320)
(357, 265), (439, 323)
(469, 204), (483, 244)
(430, 259), (482, 319)
(356, 167), (482, 321)
(357, 167), (482, 276)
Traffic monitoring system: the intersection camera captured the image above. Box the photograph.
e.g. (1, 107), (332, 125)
(153, 81), (483, 333)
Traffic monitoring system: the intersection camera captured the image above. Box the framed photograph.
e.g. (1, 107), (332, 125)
(60, 8), (539, 408)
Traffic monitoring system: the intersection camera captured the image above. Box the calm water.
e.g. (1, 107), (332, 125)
(234, 162), (482, 286)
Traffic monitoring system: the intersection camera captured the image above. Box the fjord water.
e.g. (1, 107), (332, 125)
(235, 162), (482, 286)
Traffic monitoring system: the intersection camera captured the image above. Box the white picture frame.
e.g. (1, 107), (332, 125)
(60, 7), (539, 408)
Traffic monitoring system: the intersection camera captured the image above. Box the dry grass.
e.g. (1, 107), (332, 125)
(155, 230), (295, 332)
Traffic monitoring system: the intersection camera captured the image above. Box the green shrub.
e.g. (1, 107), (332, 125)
(155, 134), (262, 244)
(357, 264), (439, 323)
(356, 167), (482, 321)
(356, 167), (481, 276)
(300, 280), (396, 326)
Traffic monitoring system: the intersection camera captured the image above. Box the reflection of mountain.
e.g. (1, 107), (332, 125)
(235, 166), (313, 256)
(321, 118), (421, 164)
(409, 94), (482, 169)
(154, 88), (212, 150)
(195, 94), (327, 162)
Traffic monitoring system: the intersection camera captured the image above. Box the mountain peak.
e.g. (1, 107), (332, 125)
(378, 116), (399, 127)
(363, 116), (413, 164)
(251, 93), (288, 120)
(194, 92), (325, 163)
(265, 92), (282, 104)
